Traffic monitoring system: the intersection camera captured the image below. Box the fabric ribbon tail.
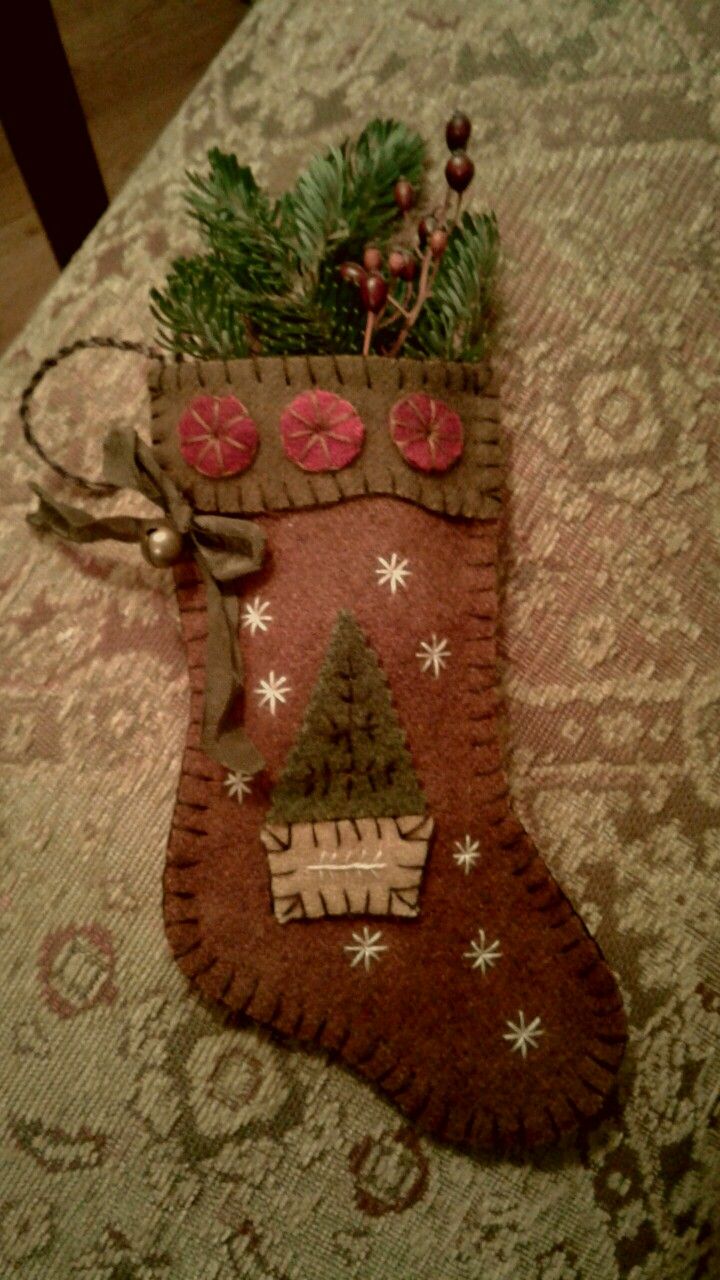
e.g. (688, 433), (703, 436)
(196, 555), (266, 777)
(26, 483), (142, 544)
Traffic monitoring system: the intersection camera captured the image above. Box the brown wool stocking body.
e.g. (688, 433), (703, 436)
(147, 354), (626, 1150)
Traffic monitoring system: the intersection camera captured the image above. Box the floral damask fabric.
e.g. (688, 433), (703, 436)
(1, 0), (718, 1275)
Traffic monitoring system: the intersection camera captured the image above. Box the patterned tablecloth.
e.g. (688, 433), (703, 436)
(1, 2), (718, 1275)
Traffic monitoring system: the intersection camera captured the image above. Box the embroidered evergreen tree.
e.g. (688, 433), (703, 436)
(269, 610), (425, 823)
(262, 611), (434, 922)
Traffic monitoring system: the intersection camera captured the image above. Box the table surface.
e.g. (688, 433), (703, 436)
(1, 2), (718, 1276)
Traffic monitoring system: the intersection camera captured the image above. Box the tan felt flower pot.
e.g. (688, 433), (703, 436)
(261, 815), (434, 922)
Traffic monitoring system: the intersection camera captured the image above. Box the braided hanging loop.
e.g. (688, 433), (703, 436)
(20, 336), (165, 495)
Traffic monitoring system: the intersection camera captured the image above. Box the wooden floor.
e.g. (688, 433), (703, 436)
(1, 0), (248, 353)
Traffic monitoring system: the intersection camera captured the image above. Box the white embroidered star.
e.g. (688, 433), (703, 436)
(223, 770), (253, 802)
(415, 634), (450, 677)
(503, 1011), (544, 1059)
(344, 926), (388, 972)
(375, 553), (411, 594)
(453, 835), (481, 874)
(255, 671), (290, 715)
(463, 929), (502, 975)
(241, 596), (272, 636)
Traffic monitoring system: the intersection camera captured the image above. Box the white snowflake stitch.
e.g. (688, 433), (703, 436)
(453, 835), (481, 874)
(241, 596), (272, 635)
(375, 553), (411, 594)
(415, 635), (450, 677)
(344, 927), (388, 972)
(223, 770), (253, 803)
(255, 671), (290, 715)
(463, 929), (502, 975)
(503, 1011), (544, 1059)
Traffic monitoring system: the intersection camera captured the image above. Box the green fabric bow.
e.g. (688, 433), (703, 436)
(28, 429), (266, 776)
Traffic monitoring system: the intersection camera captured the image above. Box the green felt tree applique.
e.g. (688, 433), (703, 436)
(268, 610), (426, 824)
(262, 612), (434, 922)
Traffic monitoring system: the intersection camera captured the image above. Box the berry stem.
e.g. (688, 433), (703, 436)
(387, 295), (412, 320)
(387, 247), (434, 358)
(448, 191), (464, 232)
(362, 310), (376, 356)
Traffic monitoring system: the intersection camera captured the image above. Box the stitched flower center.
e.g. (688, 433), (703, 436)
(389, 392), (464, 473)
(177, 394), (259, 478)
(281, 389), (365, 472)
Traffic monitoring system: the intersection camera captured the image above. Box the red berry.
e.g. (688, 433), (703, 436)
(418, 215), (437, 249)
(429, 228), (448, 258)
(445, 151), (474, 193)
(399, 252), (417, 282)
(338, 261), (366, 286)
(388, 249), (406, 277)
(360, 272), (388, 313)
(445, 111), (471, 151)
(394, 179), (415, 212)
(363, 245), (383, 272)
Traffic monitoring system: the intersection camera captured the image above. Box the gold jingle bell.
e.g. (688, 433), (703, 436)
(140, 520), (184, 568)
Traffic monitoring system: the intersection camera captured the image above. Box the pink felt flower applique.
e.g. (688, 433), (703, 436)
(177, 394), (259, 478)
(280, 389), (365, 472)
(389, 393), (464, 473)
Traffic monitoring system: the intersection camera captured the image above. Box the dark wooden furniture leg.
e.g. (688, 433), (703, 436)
(0, 0), (108, 266)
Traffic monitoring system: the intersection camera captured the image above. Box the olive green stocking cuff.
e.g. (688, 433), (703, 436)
(148, 354), (501, 519)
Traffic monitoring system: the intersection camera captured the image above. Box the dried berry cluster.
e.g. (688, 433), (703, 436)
(338, 113), (479, 356)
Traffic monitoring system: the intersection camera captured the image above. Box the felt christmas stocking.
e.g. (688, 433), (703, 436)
(131, 349), (625, 1151)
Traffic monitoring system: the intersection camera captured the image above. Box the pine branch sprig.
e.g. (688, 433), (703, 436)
(186, 149), (292, 294)
(152, 258), (251, 361)
(150, 115), (498, 362)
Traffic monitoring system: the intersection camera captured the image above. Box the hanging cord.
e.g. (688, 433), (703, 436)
(20, 335), (164, 495)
